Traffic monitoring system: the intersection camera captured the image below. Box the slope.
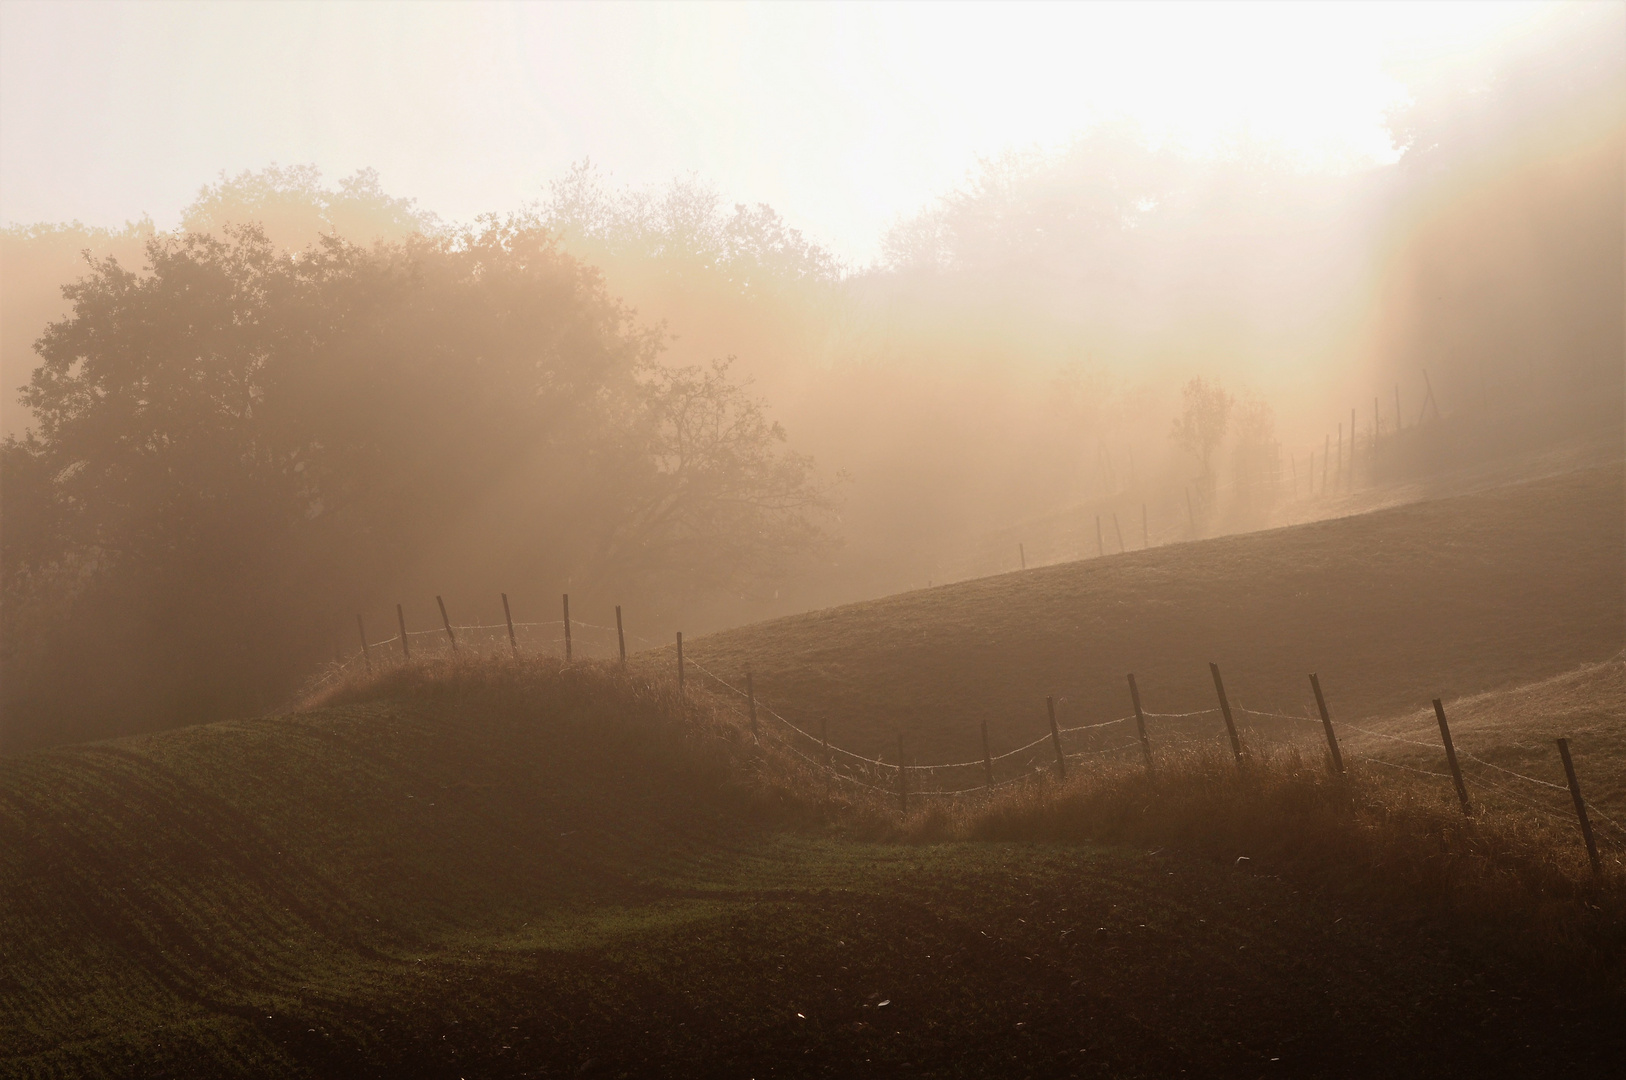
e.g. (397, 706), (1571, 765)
(3, 659), (1623, 1079)
(683, 463), (1624, 765)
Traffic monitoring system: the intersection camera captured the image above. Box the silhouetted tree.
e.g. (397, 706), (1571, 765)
(1171, 376), (1233, 496)
(1, 217), (830, 750)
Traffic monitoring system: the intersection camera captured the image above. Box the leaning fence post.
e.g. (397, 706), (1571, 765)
(562, 593), (572, 661)
(1432, 698), (1471, 815)
(1096, 515), (1105, 557)
(1185, 487), (1196, 536)
(1112, 512), (1125, 553)
(615, 605), (626, 664)
(357, 615), (372, 673)
(1046, 697), (1067, 781)
(981, 718), (994, 789)
(746, 670), (759, 737)
(1019, 542), (1026, 570)
(1209, 663), (1244, 766)
(436, 595), (457, 652)
(501, 593), (517, 655)
(1309, 673), (1344, 775)
(675, 632), (684, 696)
(897, 734), (908, 815)
(397, 604), (410, 661)
(1127, 673), (1153, 775)
(1556, 738), (1602, 876)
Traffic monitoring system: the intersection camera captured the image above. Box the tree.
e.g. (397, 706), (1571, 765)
(1170, 377), (1234, 493)
(2, 218), (831, 750)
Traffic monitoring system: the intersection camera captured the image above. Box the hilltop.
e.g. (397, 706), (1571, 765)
(683, 463), (1623, 765)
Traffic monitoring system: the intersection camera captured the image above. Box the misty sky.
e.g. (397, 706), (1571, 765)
(0, 0), (1557, 264)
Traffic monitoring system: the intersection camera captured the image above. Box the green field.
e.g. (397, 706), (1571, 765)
(5, 465), (1624, 1078)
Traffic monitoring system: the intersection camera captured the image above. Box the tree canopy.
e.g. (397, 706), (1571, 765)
(1, 218), (830, 750)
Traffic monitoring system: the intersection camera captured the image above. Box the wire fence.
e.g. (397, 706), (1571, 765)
(317, 597), (1623, 864)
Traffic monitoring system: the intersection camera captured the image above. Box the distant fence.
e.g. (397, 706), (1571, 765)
(322, 592), (1622, 877)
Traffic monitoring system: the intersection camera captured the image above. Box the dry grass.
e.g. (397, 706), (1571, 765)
(892, 743), (1626, 979)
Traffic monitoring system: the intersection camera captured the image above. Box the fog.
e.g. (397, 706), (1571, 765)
(1, 4), (1621, 750)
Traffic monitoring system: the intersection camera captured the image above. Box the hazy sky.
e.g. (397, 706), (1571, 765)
(0, 0), (1556, 264)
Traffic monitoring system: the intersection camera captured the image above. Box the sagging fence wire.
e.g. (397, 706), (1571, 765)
(323, 598), (1621, 861)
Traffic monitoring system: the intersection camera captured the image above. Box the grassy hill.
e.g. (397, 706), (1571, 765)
(682, 463), (1624, 767)
(4, 659), (1625, 1079)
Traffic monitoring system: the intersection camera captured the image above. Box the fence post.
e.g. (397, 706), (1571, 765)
(1096, 516), (1105, 557)
(1019, 542), (1026, 570)
(1322, 435), (1330, 493)
(1349, 408), (1356, 490)
(897, 733), (908, 815)
(1112, 512), (1125, 553)
(357, 615), (372, 673)
(1556, 738), (1602, 876)
(436, 595), (457, 652)
(562, 593), (572, 661)
(1209, 663), (1244, 766)
(1309, 673), (1344, 775)
(615, 605), (626, 664)
(1394, 383), (1402, 433)
(1185, 487), (1195, 536)
(746, 670), (759, 737)
(501, 593), (517, 655)
(981, 718), (994, 789)
(675, 632), (684, 696)
(1127, 673), (1153, 775)
(397, 604), (410, 661)
(1141, 503), (1149, 549)
(1432, 698), (1471, 815)
(1046, 696), (1067, 781)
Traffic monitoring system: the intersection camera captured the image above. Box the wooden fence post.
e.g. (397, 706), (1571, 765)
(1209, 663), (1244, 766)
(1394, 383), (1402, 433)
(615, 605), (627, 664)
(1309, 673), (1344, 775)
(897, 733), (908, 815)
(1322, 435), (1330, 493)
(1020, 542), (1027, 570)
(1185, 487), (1196, 536)
(1336, 423), (1343, 489)
(1112, 512), (1125, 553)
(1432, 698), (1471, 815)
(1373, 397), (1381, 444)
(675, 632), (684, 696)
(1141, 503), (1149, 549)
(1349, 408), (1356, 489)
(1096, 515), (1104, 557)
(1556, 738), (1602, 876)
(397, 604), (410, 661)
(746, 670), (759, 737)
(1291, 455), (1299, 498)
(1127, 673), (1153, 775)
(981, 718), (994, 789)
(1046, 696), (1067, 781)
(436, 595), (457, 652)
(501, 593), (517, 655)
(562, 594), (572, 661)
(357, 615), (372, 673)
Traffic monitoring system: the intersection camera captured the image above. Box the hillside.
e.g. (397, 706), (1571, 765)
(4, 660), (1624, 1078)
(683, 463), (1624, 765)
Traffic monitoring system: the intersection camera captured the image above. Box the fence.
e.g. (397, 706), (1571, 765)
(318, 593), (1623, 875)
(679, 653), (1623, 875)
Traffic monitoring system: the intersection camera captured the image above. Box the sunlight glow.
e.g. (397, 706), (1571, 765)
(0, 0), (1563, 262)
